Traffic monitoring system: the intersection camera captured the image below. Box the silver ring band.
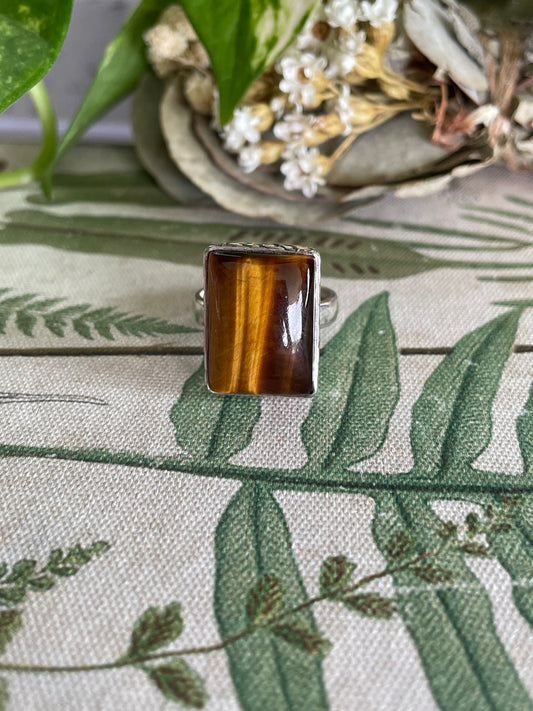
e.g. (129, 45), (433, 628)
(194, 286), (338, 328)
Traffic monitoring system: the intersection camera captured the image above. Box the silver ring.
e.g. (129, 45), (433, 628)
(194, 286), (338, 328)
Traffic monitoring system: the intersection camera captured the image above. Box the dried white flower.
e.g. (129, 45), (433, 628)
(279, 76), (317, 107)
(296, 7), (328, 51)
(280, 145), (326, 197)
(325, 29), (366, 77)
(339, 29), (367, 55)
(360, 0), (398, 28)
(238, 145), (262, 173)
(270, 96), (287, 118)
(221, 107), (261, 152)
(324, 0), (362, 31)
(278, 51), (327, 106)
(279, 51), (328, 81)
(273, 112), (317, 146)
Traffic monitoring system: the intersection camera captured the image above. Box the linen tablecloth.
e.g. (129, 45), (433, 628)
(1, 142), (533, 710)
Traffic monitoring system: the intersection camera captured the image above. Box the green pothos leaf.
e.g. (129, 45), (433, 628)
(44, 0), (172, 185)
(180, 0), (318, 124)
(0, 0), (73, 113)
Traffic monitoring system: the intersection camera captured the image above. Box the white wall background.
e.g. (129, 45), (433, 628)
(0, 0), (139, 143)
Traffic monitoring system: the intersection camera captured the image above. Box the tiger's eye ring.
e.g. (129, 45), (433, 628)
(196, 243), (338, 397)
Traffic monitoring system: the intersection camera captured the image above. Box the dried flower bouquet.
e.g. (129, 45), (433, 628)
(135, 0), (533, 223)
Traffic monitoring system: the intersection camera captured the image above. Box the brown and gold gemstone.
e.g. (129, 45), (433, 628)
(204, 245), (319, 396)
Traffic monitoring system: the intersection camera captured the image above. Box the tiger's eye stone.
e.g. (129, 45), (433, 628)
(205, 246), (319, 396)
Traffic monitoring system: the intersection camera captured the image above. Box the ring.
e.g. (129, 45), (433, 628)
(198, 243), (338, 397)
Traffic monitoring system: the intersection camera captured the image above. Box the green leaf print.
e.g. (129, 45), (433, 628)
(2, 209), (443, 280)
(127, 602), (184, 658)
(170, 364), (261, 463)
(147, 658), (208, 708)
(373, 494), (533, 711)
(215, 484), (329, 711)
(0, 610), (22, 655)
(410, 310), (521, 478)
(486, 396), (533, 629)
(302, 292), (399, 473)
(0, 288), (197, 339)
(0, 678), (7, 711)
(518, 383), (533, 476)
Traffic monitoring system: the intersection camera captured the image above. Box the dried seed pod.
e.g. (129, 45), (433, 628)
(309, 112), (346, 143)
(184, 72), (215, 115)
(368, 21), (396, 55)
(160, 5), (198, 43)
(187, 41), (210, 69)
(346, 45), (383, 81)
(258, 140), (286, 164)
(249, 103), (275, 131)
(379, 76), (411, 101)
(312, 20), (331, 40)
(243, 75), (277, 104)
(348, 95), (383, 124)
(143, 24), (188, 77)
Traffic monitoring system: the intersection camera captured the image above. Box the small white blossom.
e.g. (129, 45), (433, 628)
(360, 0), (398, 27)
(325, 29), (365, 77)
(279, 76), (317, 107)
(221, 107), (260, 152)
(270, 96), (286, 118)
(339, 29), (366, 56)
(277, 51), (327, 106)
(296, 7), (328, 51)
(273, 112), (316, 146)
(238, 145), (262, 173)
(280, 146), (326, 198)
(324, 0), (361, 31)
(278, 51), (327, 81)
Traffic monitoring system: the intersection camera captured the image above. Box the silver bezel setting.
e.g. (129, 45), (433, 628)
(203, 243), (321, 397)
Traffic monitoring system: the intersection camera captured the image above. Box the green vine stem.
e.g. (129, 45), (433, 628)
(0, 507), (510, 676)
(0, 82), (57, 191)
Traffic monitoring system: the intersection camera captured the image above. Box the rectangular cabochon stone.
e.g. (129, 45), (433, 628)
(205, 248), (317, 395)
